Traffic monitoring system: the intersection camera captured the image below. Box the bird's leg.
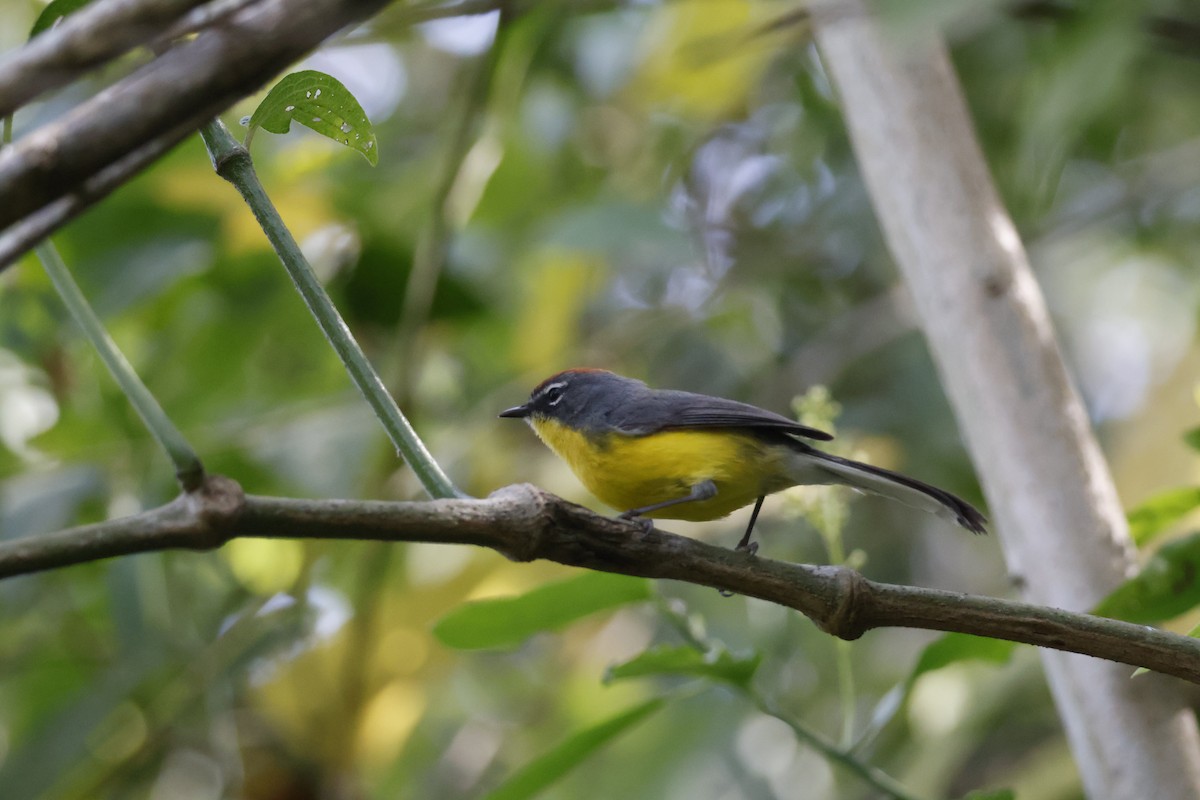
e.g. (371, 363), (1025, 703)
(735, 496), (765, 554)
(717, 495), (767, 598)
(619, 480), (717, 526)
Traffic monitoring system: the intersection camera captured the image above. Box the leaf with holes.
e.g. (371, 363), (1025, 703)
(30, 0), (94, 37)
(246, 71), (378, 165)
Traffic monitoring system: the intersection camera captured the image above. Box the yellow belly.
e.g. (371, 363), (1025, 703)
(529, 418), (794, 520)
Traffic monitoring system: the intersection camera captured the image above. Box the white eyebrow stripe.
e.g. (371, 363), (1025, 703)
(537, 380), (568, 405)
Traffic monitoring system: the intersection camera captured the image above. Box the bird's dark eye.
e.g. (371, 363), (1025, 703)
(543, 384), (566, 406)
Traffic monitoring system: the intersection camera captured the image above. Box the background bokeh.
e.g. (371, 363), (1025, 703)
(2, 0), (1199, 798)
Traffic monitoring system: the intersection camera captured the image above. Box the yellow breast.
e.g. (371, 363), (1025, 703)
(528, 417), (793, 520)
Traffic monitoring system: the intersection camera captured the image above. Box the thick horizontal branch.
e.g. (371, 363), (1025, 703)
(3, 475), (1199, 684)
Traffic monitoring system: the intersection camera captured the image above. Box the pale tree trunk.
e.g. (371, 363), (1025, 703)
(810, 4), (1200, 798)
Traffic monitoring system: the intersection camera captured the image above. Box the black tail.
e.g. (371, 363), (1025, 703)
(795, 448), (987, 534)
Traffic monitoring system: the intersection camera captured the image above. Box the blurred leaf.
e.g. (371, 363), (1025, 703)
(0, 466), (104, 540)
(483, 698), (666, 800)
(29, 0), (93, 37)
(1127, 487), (1200, 545)
(1184, 426), (1200, 453)
(0, 649), (164, 800)
(432, 572), (651, 649)
(854, 682), (906, 754)
(959, 790), (1016, 800)
(1094, 532), (1200, 623)
(912, 633), (1016, 679)
(512, 249), (604, 374)
(604, 644), (760, 688)
(630, 0), (774, 119)
(247, 71), (378, 165)
(853, 633), (1015, 753)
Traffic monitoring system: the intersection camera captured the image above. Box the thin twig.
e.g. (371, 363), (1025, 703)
(198, 119), (463, 499)
(35, 241), (205, 489)
(656, 600), (925, 800)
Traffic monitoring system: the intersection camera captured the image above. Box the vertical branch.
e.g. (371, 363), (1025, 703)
(198, 118), (463, 500)
(810, 4), (1200, 798)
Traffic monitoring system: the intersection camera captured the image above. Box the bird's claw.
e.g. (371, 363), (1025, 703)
(618, 512), (654, 533)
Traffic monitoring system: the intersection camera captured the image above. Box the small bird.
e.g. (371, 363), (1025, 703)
(500, 369), (986, 550)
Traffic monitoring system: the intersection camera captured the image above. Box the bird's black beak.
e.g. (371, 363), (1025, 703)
(499, 403), (531, 419)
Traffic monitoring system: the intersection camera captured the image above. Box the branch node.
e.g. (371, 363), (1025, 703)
(184, 474), (245, 549)
(818, 566), (871, 641)
(487, 483), (554, 562)
(209, 140), (251, 178)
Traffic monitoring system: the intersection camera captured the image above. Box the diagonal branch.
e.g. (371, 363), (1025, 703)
(0, 114), (197, 270)
(0, 0), (213, 118)
(0, 0), (517, 272)
(4, 476), (1200, 685)
(0, 0), (392, 267)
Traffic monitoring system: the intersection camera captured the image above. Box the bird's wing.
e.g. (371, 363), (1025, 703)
(613, 390), (834, 442)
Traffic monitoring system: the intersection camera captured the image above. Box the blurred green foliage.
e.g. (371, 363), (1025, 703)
(3, 0), (1200, 798)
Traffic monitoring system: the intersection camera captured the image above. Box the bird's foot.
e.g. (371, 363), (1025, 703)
(735, 539), (758, 556)
(618, 511), (654, 534)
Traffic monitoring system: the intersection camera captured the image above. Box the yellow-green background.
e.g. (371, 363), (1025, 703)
(2, 0), (1199, 798)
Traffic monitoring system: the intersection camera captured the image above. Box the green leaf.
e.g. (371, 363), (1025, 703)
(1185, 426), (1200, 453)
(432, 572), (651, 650)
(912, 633), (1016, 679)
(483, 698), (666, 800)
(30, 0), (94, 38)
(853, 633), (1015, 752)
(604, 644), (761, 689)
(246, 70), (378, 165)
(1094, 532), (1200, 623)
(1128, 487), (1200, 545)
(959, 790), (1015, 800)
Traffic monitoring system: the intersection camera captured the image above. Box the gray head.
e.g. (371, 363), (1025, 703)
(499, 369), (646, 432)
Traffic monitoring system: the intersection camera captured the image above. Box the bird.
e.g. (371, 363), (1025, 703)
(499, 368), (986, 551)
